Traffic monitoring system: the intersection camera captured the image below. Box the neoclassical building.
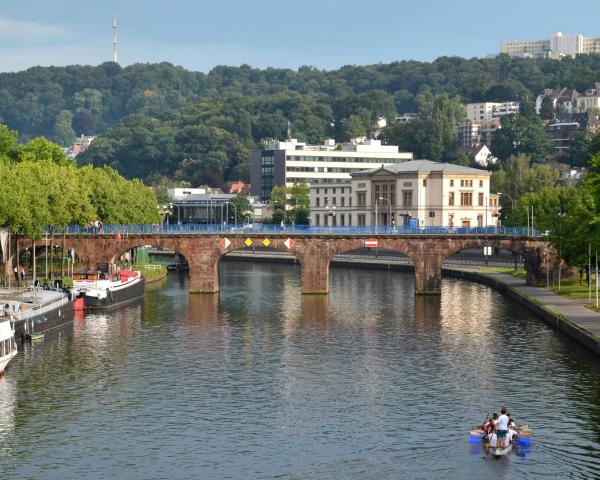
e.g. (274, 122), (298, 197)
(310, 160), (499, 228)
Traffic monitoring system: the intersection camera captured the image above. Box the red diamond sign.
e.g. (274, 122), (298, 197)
(284, 238), (295, 250)
(364, 238), (378, 248)
(220, 237), (231, 249)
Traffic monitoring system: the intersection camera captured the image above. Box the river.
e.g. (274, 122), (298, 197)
(1, 262), (600, 479)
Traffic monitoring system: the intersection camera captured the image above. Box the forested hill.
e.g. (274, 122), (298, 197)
(1, 55), (600, 185)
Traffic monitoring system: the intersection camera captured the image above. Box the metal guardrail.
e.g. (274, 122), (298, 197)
(60, 224), (541, 237)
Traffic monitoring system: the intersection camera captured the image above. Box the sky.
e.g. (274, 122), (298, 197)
(1, 0), (599, 73)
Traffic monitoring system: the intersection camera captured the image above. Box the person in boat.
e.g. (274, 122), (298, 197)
(496, 406), (510, 448)
(487, 428), (498, 448)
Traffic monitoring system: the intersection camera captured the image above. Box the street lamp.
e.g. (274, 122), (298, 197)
(497, 192), (514, 220)
(225, 201), (239, 226)
(325, 205), (336, 230)
(557, 211), (567, 291)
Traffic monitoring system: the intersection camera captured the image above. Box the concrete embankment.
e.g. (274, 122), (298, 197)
(223, 251), (600, 356)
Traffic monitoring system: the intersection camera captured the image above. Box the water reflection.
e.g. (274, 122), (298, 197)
(2, 264), (600, 479)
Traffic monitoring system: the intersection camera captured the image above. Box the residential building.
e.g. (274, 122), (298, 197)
(394, 113), (420, 125)
(250, 138), (413, 201)
(456, 145), (497, 167)
(466, 102), (519, 124)
(501, 32), (600, 58)
(310, 160), (499, 228)
(64, 135), (96, 158)
(535, 88), (579, 115)
(227, 181), (251, 196)
(456, 121), (483, 147)
(546, 112), (600, 156)
(576, 83), (600, 113)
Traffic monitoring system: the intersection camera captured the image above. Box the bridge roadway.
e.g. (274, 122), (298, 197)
(33, 229), (548, 295)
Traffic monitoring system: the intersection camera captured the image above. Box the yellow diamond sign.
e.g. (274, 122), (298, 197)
(245, 238), (253, 247)
(263, 238), (271, 247)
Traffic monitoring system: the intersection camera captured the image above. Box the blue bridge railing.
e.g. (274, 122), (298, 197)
(61, 224), (542, 237)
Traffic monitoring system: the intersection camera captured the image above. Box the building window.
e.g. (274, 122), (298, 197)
(461, 192), (473, 206)
(460, 179), (464, 187)
(357, 191), (366, 207)
(448, 214), (454, 227)
(358, 214), (366, 226)
(341, 197), (345, 207)
(402, 191), (412, 207)
(479, 180), (483, 187)
(324, 197), (328, 206)
(332, 215), (337, 226)
(316, 198), (320, 207)
(340, 214), (345, 226)
(348, 215), (352, 226)
(478, 192), (484, 206)
(315, 214), (320, 226)
(449, 192), (455, 206)
(332, 197), (336, 205)
(423, 179), (427, 187)
(477, 215), (483, 227)
(450, 179), (454, 187)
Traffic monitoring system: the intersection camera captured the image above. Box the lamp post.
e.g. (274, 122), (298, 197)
(557, 211), (566, 291)
(325, 205), (336, 231)
(225, 201), (238, 226)
(378, 197), (392, 233)
(496, 192), (514, 230)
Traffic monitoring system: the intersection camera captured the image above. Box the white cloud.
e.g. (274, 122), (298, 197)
(0, 17), (65, 40)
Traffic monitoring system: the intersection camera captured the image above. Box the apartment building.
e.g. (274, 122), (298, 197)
(310, 160), (499, 228)
(501, 32), (600, 58)
(466, 102), (519, 124)
(250, 138), (412, 201)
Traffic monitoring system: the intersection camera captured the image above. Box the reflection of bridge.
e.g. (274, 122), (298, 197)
(39, 230), (548, 295)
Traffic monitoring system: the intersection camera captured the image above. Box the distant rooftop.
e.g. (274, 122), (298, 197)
(263, 138), (401, 154)
(352, 159), (491, 176)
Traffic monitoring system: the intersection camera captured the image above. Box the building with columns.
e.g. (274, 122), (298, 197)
(310, 160), (499, 228)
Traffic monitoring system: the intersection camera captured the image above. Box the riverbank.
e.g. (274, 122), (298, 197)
(132, 264), (167, 284)
(223, 251), (600, 356)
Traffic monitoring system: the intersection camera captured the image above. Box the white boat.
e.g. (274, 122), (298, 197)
(0, 319), (17, 374)
(72, 270), (145, 310)
(0, 287), (73, 340)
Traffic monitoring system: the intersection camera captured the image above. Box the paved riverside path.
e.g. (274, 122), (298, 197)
(453, 267), (600, 341)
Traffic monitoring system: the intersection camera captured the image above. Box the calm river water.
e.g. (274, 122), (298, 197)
(1, 262), (600, 479)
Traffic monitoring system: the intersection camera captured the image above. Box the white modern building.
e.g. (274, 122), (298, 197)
(501, 32), (600, 58)
(466, 102), (519, 124)
(250, 138), (413, 200)
(310, 160), (499, 228)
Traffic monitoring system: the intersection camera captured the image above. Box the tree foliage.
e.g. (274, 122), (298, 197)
(1, 57), (600, 184)
(0, 126), (160, 238)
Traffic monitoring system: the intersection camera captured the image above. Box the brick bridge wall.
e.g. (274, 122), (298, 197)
(19, 234), (548, 295)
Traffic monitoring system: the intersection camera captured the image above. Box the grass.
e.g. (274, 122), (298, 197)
(480, 266), (527, 279)
(549, 278), (598, 300)
(131, 263), (167, 282)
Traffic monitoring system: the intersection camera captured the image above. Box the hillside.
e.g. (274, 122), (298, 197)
(1, 55), (600, 184)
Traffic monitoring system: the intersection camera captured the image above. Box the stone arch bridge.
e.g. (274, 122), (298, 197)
(23, 233), (548, 295)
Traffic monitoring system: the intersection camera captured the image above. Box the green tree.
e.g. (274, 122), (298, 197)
(18, 137), (75, 167)
(539, 96), (555, 120)
(52, 110), (76, 146)
(491, 114), (554, 164)
(227, 196), (252, 223)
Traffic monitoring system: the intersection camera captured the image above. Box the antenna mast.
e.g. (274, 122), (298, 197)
(113, 15), (118, 64)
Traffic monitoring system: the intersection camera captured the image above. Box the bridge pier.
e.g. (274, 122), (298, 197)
(414, 255), (442, 295)
(188, 256), (220, 294)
